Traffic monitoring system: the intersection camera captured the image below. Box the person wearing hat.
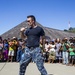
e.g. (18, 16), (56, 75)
(62, 37), (70, 65)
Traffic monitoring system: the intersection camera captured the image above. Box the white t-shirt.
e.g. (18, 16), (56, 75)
(49, 44), (56, 52)
(45, 44), (50, 52)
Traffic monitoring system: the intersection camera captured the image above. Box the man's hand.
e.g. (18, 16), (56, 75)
(20, 27), (26, 39)
(20, 27), (25, 32)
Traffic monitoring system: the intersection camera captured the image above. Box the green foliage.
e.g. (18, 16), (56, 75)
(64, 27), (75, 33)
(68, 27), (75, 33)
(64, 29), (68, 31)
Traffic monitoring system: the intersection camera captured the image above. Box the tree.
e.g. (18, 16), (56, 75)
(64, 29), (68, 31)
(69, 27), (73, 30)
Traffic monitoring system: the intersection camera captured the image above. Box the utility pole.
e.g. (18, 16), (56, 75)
(68, 21), (70, 30)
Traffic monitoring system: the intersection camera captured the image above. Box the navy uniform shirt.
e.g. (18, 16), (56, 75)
(24, 26), (45, 47)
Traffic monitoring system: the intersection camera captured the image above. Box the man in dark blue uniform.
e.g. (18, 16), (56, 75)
(19, 15), (48, 75)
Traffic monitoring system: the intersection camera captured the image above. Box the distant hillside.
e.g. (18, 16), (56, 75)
(45, 27), (75, 39)
(1, 21), (75, 40)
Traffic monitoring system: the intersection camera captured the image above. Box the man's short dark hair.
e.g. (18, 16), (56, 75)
(27, 15), (36, 22)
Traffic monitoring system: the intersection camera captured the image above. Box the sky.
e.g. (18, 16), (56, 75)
(0, 0), (75, 35)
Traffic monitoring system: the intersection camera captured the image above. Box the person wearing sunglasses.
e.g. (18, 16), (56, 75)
(19, 15), (48, 75)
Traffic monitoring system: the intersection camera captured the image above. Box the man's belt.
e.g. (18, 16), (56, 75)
(27, 46), (39, 50)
